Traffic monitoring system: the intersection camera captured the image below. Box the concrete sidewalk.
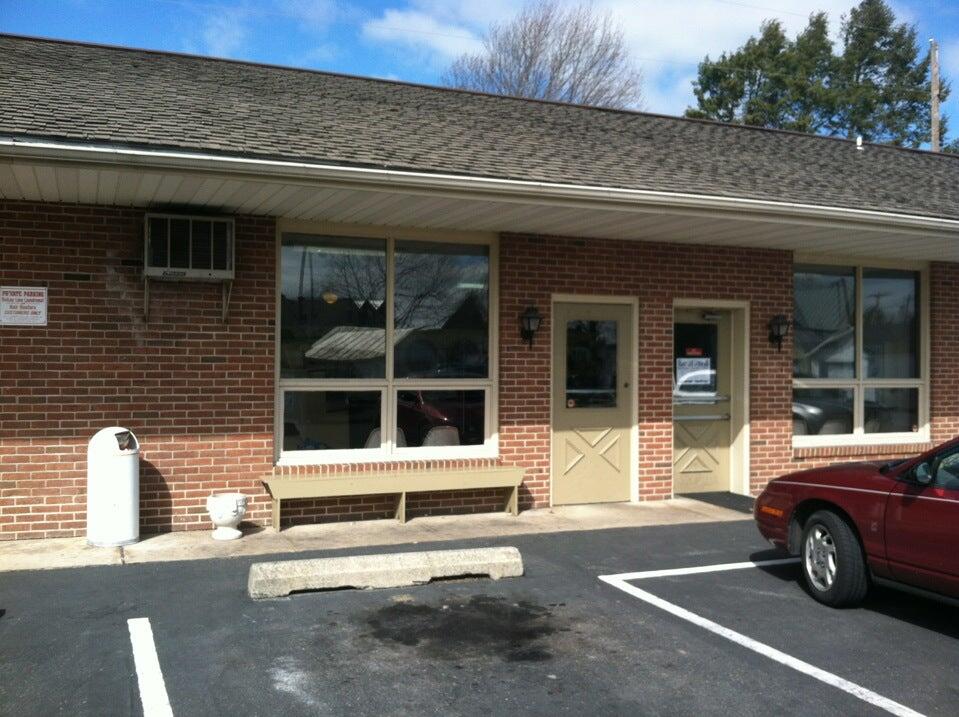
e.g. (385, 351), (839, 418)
(0, 498), (750, 572)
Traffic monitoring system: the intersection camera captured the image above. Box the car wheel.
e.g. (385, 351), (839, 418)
(801, 510), (869, 607)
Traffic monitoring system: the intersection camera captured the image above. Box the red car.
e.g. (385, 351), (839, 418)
(755, 437), (959, 607)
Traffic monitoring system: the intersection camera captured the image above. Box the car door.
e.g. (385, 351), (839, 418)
(884, 445), (959, 597)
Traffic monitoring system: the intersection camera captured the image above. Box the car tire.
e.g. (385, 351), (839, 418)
(800, 510), (869, 607)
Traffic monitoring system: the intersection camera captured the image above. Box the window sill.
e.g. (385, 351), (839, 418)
(276, 444), (500, 467)
(792, 439), (933, 460)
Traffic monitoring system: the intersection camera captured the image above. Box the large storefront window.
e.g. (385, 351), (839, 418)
(279, 233), (493, 460)
(793, 263), (924, 443)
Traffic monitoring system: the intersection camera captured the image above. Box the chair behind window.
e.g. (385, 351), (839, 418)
(364, 427), (407, 449)
(422, 425), (460, 447)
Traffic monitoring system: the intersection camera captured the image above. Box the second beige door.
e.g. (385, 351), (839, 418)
(672, 309), (732, 493)
(552, 302), (633, 505)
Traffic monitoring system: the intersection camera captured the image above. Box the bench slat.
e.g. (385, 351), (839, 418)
(264, 467), (523, 500)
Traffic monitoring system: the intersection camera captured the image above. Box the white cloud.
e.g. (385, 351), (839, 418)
(198, 7), (250, 58)
(941, 37), (959, 80)
(280, 0), (338, 29)
(362, 8), (484, 62)
(641, 70), (698, 115)
(603, 0), (855, 64)
(185, 1), (343, 60)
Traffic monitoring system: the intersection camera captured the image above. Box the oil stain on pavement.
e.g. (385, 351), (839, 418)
(362, 595), (567, 663)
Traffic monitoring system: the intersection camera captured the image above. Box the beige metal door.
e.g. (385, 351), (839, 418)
(552, 302), (632, 505)
(673, 309), (732, 493)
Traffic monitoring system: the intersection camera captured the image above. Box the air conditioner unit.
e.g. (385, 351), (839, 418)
(144, 214), (235, 280)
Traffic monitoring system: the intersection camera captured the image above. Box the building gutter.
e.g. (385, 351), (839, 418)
(2, 136), (958, 237)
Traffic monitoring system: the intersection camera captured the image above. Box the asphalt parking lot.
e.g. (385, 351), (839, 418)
(1, 519), (956, 716)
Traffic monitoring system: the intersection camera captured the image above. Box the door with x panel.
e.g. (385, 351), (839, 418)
(552, 302), (633, 505)
(672, 309), (732, 493)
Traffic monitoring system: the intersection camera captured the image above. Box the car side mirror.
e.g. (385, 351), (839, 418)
(914, 462), (934, 486)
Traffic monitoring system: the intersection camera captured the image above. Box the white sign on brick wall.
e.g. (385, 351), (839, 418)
(0, 286), (47, 326)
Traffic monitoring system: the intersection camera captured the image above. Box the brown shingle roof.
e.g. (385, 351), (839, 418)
(3, 34), (959, 220)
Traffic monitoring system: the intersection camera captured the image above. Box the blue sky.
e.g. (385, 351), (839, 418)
(4, 0), (959, 142)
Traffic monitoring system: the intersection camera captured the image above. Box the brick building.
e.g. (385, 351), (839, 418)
(2, 35), (957, 540)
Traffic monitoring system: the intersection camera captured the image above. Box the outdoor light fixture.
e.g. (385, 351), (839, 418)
(768, 314), (791, 352)
(520, 306), (542, 348)
(321, 290), (338, 304)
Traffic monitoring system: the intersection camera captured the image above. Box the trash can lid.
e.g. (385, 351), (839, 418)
(89, 427), (139, 454)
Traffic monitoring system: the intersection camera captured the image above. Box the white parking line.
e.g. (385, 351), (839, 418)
(609, 557), (801, 582)
(127, 618), (174, 717)
(599, 560), (924, 717)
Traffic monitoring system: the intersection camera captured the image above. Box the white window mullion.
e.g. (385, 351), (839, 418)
(385, 236), (396, 453)
(854, 265), (864, 434)
(379, 386), (388, 452)
(852, 384), (864, 437)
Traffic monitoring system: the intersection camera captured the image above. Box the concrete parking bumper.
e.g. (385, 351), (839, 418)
(247, 546), (524, 599)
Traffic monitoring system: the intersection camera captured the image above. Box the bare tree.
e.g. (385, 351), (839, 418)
(443, 1), (642, 109)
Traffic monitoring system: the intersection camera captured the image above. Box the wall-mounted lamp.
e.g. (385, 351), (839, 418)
(768, 314), (791, 352)
(520, 306), (542, 348)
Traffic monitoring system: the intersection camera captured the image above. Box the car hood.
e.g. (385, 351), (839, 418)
(772, 461), (891, 490)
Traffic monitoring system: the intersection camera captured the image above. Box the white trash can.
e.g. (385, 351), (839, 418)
(87, 427), (140, 547)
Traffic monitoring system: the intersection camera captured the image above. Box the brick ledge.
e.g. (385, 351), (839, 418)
(273, 457), (504, 476)
(793, 443), (933, 460)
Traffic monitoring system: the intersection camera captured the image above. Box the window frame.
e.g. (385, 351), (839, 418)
(792, 256), (930, 449)
(274, 221), (499, 465)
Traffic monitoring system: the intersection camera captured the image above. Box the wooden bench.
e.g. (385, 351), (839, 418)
(262, 466), (525, 531)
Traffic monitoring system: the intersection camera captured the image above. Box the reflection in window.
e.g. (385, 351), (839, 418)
(864, 388), (918, 434)
(935, 452), (959, 490)
(170, 218), (190, 268)
(397, 390), (485, 447)
(283, 391), (381, 451)
(280, 236), (386, 379)
(394, 241), (489, 379)
(792, 263), (924, 441)
(863, 270), (919, 379)
(793, 388), (854, 436)
(794, 265), (856, 379)
(278, 233), (494, 456)
(566, 320), (617, 408)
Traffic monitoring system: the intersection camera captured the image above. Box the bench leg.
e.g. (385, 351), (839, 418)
(272, 498), (281, 532)
(396, 492), (407, 524)
(506, 486), (519, 516)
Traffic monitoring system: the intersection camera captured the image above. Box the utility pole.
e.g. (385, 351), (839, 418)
(931, 38), (941, 152)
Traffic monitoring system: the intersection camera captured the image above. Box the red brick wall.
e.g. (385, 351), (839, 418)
(498, 233), (795, 505)
(1, 202), (276, 540)
(3, 201), (957, 540)
(930, 261), (959, 441)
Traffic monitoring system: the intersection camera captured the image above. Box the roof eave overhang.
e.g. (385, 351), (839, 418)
(2, 136), (958, 242)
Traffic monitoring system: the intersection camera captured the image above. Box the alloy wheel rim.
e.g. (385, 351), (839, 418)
(804, 524), (837, 592)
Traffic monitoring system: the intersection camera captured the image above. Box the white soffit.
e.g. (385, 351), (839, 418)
(0, 142), (957, 263)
